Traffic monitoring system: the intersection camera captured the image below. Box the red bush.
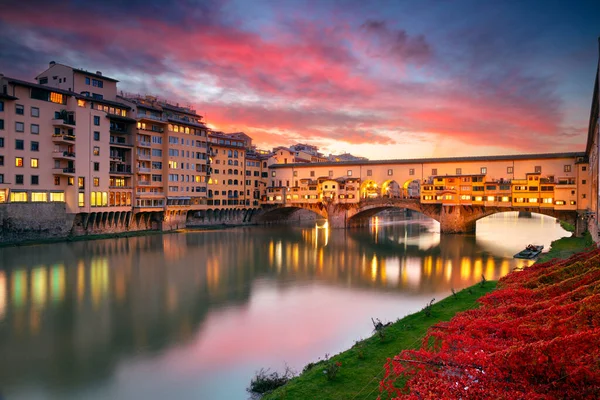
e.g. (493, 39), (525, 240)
(380, 249), (600, 400)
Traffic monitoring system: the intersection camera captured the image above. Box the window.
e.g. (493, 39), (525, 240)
(386, 169), (392, 176)
(456, 168), (462, 175)
(78, 177), (85, 189)
(366, 169), (372, 176)
(30, 158), (38, 168)
(0, 101), (3, 111)
(310, 171), (315, 177)
(0, 155), (3, 166)
(564, 165), (571, 172)
(16, 104), (24, 115)
(94, 177), (99, 187)
(293, 171), (298, 177)
(534, 166), (542, 173)
(481, 167), (487, 174)
(347, 170), (353, 176)
(93, 162), (100, 171)
(0, 174), (3, 184)
(79, 192), (85, 207)
(15, 122), (24, 132)
(31, 175), (39, 185)
(30, 124), (40, 135)
(15, 174), (23, 185)
(94, 131), (100, 141)
(93, 146), (100, 156)
(507, 166), (514, 174)
(582, 166), (587, 172)
(0, 119), (3, 130)
(15, 157), (23, 167)
(86, 77), (91, 85)
(54, 177), (60, 185)
(94, 116), (100, 126)
(329, 170), (333, 177)
(432, 168), (438, 176)
(30, 141), (39, 151)
(92, 79), (103, 88)
(582, 180), (587, 185)
(15, 140), (24, 150)
(68, 177), (74, 186)
(31, 107), (39, 117)
(271, 171), (276, 177)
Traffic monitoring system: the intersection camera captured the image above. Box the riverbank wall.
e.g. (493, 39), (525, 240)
(0, 205), (319, 246)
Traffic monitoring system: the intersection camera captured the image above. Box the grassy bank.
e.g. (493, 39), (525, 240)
(262, 229), (597, 400)
(262, 282), (497, 400)
(537, 231), (594, 263)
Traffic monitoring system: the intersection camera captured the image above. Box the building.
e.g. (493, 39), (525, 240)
(585, 39), (600, 234)
(0, 62), (135, 213)
(122, 94), (210, 214)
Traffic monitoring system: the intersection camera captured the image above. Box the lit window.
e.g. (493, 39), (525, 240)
(93, 146), (100, 156)
(10, 191), (27, 202)
(79, 192), (85, 207)
(50, 192), (65, 202)
(93, 177), (99, 187)
(50, 92), (64, 104)
(78, 99), (86, 107)
(31, 158), (38, 168)
(15, 157), (23, 167)
(347, 170), (353, 176)
(564, 165), (571, 172)
(31, 192), (46, 201)
(481, 167), (487, 174)
(387, 169), (393, 176)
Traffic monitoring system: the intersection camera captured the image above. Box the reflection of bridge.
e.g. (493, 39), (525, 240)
(264, 152), (591, 234)
(262, 197), (582, 234)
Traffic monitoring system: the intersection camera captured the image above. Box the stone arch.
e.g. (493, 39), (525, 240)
(402, 179), (421, 199)
(359, 179), (380, 199)
(381, 180), (402, 198)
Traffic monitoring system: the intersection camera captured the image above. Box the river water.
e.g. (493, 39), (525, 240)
(0, 212), (568, 399)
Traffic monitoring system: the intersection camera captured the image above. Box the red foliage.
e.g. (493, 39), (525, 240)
(380, 249), (600, 400)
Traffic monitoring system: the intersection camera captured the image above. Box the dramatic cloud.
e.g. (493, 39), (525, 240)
(0, 0), (596, 158)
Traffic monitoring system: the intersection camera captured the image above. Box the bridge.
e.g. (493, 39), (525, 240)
(262, 152), (591, 235)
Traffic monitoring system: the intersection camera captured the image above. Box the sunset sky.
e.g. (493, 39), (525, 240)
(0, 0), (598, 159)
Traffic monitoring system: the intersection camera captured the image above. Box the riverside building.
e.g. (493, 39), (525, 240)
(0, 61), (267, 236)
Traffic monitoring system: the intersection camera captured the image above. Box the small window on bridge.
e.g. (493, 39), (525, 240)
(582, 180), (587, 185)
(564, 165), (571, 172)
(535, 166), (542, 173)
(456, 168), (462, 175)
(347, 170), (353, 176)
(582, 166), (587, 171)
(507, 166), (514, 174)
(409, 169), (415, 175)
(367, 169), (372, 176)
(481, 167), (487, 174)
(431, 168), (438, 175)
(387, 169), (393, 176)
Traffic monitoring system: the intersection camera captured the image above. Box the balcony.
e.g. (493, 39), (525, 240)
(52, 117), (76, 127)
(137, 167), (151, 173)
(137, 113), (167, 122)
(52, 167), (76, 176)
(52, 150), (76, 160)
(109, 165), (132, 175)
(110, 154), (125, 162)
(52, 133), (76, 143)
(137, 141), (152, 148)
(138, 181), (151, 186)
(137, 153), (151, 161)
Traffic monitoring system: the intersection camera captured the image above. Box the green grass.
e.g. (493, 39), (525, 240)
(262, 282), (497, 400)
(537, 231), (594, 263)
(559, 220), (575, 232)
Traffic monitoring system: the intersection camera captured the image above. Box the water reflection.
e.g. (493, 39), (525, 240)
(0, 212), (565, 399)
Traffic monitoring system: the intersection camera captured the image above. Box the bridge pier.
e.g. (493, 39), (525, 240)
(439, 206), (477, 234)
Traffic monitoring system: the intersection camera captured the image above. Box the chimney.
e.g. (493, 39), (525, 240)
(49, 61), (56, 66)
(96, 71), (102, 76)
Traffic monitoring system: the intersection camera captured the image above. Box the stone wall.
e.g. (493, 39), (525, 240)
(0, 203), (75, 243)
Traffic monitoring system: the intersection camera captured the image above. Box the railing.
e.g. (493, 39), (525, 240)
(52, 150), (76, 157)
(138, 181), (151, 186)
(137, 141), (151, 147)
(137, 154), (151, 160)
(53, 167), (76, 174)
(52, 134), (76, 141)
(52, 118), (76, 126)
(137, 167), (151, 173)
(136, 113), (167, 122)
(109, 165), (132, 174)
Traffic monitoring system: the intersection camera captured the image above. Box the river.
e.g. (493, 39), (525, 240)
(0, 211), (568, 399)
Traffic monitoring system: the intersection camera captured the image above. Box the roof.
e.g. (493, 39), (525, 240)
(0, 92), (18, 100)
(162, 103), (199, 117)
(78, 95), (132, 110)
(5, 77), (76, 97)
(72, 67), (119, 82)
(270, 152), (587, 168)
